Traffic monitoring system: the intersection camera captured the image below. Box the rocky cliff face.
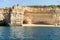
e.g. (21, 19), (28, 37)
(24, 7), (60, 25)
(0, 5), (60, 25)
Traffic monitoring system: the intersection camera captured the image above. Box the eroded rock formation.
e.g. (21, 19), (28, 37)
(0, 5), (60, 26)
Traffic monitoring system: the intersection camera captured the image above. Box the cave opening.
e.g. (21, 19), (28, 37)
(23, 20), (28, 24)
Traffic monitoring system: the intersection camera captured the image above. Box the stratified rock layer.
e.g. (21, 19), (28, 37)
(0, 5), (60, 25)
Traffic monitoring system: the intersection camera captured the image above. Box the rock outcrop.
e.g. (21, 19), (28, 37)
(0, 5), (60, 26)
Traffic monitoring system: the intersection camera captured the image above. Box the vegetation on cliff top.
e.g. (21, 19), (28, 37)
(27, 5), (60, 8)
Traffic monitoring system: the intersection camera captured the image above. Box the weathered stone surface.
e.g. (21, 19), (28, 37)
(0, 5), (60, 25)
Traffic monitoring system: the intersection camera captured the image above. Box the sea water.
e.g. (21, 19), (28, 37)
(0, 26), (60, 40)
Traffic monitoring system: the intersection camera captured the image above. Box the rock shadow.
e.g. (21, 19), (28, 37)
(0, 19), (9, 26)
(33, 21), (52, 25)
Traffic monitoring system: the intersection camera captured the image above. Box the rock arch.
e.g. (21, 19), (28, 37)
(23, 17), (32, 24)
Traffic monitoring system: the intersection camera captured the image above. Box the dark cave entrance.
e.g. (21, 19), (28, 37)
(23, 20), (28, 24)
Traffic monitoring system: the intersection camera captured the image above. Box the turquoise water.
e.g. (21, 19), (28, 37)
(0, 26), (60, 40)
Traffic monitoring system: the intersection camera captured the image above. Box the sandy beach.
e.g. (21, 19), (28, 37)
(23, 24), (59, 27)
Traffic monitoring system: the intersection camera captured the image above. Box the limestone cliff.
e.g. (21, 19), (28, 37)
(0, 5), (60, 25)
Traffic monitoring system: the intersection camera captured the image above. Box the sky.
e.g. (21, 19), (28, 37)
(0, 0), (60, 8)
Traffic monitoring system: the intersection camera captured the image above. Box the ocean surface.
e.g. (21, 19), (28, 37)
(0, 26), (60, 40)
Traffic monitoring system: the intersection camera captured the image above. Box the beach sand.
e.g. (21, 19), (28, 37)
(23, 24), (57, 27)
